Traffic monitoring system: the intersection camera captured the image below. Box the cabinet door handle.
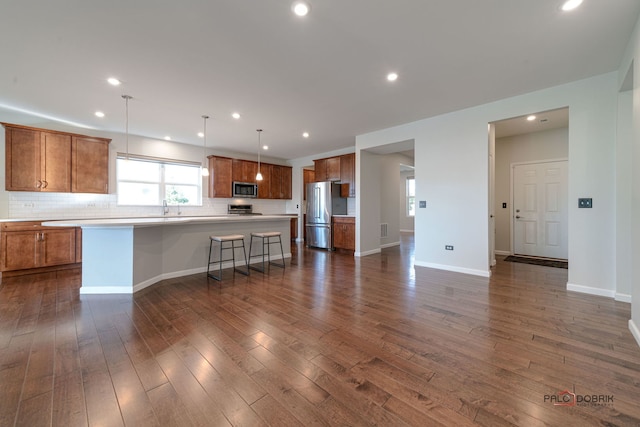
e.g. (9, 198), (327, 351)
(41, 232), (45, 241)
(36, 180), (42, 188)
(42, 180), (48, 188)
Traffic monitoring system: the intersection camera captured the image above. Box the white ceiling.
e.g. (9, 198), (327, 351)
(494, 107), (569, 139)
(1, 1), (638, 160)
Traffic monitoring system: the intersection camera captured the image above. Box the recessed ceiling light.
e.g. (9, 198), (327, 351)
(197, 132), (204, 138)
(387, 72), (399, 82)
(302, 132), (310, 138)
(232, 112), (241, 119)
(263, 145), (269, 150)
(561, 0), (583, 11)
(164, 136), (171, 141)
(527, 115), (537, 121)
(107, 77), (121, 86)
(95, 111), (105, 118)
(292, 1), (311, 17)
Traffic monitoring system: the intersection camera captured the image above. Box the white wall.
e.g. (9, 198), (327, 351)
(357, 72), (618, 286)
(0, 122), (291, 219)
(619, 12), (640, 346)
(378, 153), (414, 247)
(494, 127), (569, 253)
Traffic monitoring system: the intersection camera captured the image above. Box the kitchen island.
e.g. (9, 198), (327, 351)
(42, 215), (292, 294)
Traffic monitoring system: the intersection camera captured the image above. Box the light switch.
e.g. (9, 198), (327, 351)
(419, 201), (426, 208)
(578, 198), (592, 208)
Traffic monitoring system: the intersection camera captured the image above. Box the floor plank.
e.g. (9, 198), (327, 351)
(0, 234), (639, 426)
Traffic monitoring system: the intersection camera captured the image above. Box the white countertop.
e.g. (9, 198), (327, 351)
(42, 215), (293, 228)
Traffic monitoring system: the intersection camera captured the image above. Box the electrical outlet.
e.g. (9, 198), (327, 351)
(445, 245), (454, 250)
(419, 201), (426, 208)
(502, 202), (507, 209)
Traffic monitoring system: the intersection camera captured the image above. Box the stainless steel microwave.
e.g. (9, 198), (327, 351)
(232, 181), (258, 198)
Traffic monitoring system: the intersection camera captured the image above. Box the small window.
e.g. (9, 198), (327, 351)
(116, 155), (203, 206)
(406, 176), (415, 217)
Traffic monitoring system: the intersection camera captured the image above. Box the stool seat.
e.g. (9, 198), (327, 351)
(207, 234), (249, 281)
(211, 234), (245, 242)
(250, 231), (282, 238)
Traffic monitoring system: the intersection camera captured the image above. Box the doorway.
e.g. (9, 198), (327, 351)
(491, 108), (569, 261)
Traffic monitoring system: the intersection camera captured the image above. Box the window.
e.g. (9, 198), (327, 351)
(406, 176), (415, 217)
(116, 155), (202, 206)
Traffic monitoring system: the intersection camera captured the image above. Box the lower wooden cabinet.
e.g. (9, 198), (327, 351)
(332, 216), (355, 251)
(1, 221), (78, 272)
(290, 217), (298, 240)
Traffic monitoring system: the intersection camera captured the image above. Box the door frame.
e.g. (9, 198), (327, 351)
(509, 157), (569, 257)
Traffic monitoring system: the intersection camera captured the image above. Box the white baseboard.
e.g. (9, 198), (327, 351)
(80, 286), (134, 295)
(414, 261), (491, 278)
(81, 253), (292, 294)
(380, 241), (400, 249)
(355, 248), (382, 257)
(630, 319), (640, 349)
(615, 293), (632, 303)
(494, 250), (511, 256)
(566, 283), (616, 299)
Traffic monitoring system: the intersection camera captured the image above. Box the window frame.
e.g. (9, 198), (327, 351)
(406, 176), (415, 217)
(116, 153), (203, 207)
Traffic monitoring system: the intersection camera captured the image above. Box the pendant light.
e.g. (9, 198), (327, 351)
(201, 115), (210, 177)
(122, 94), (132, 160)
(256, 129), (263, 181)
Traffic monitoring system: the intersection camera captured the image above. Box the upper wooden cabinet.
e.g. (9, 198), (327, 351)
(269, 164), (292, 199)
(209, 156), (233, 198)
(3, 123), (110, 194)
(233, 159), (258, 183)
(340, 153), (355, 198)
(313, 153), (356, 197)
(313, 157), (339, 182)
(208, 155), (292, 199)
(72, 136), (110, 193)
(303, 169), (315, 200)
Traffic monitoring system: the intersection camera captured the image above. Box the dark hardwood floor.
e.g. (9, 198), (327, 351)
(1, 234), (639, 426)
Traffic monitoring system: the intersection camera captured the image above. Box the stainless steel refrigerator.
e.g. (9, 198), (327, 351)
(305, 181), (347, 249)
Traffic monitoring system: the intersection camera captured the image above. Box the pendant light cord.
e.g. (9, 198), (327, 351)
(257, 129), (263, 179)
(122, 95), (132, 159)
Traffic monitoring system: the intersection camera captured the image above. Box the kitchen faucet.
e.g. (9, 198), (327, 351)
(163, 200), (169, 215)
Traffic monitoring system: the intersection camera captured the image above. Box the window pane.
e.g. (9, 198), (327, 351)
(165, 164), (199, 184)
(408, 197), (415, 216)
(118, 158), (161, 182)
(165, 185), (198, 205)
(118, 182), (160, 205)
(408, 178), (415, 197)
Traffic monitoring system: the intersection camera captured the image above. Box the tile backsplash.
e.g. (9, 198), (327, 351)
(8, 192), (292, 220)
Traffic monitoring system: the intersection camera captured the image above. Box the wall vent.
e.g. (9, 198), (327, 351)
(380, 223), (388, 238)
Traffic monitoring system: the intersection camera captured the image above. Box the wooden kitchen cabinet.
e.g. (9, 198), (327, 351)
(208, 156), (233, 198)
(340, 153), (355, 197)
(314, 157), (341, 182)
(332, 216), (355, 251)
(5, 125), (72, 192)
(303, 168), (315, 200)
(233, 159), (258, 183)
(1, 222), (76, 272)
(209, 155), (292, 199)
(258, 164), (272, 199)
(290, 217), (298, 240)
(4, 123), (111, 194)
(72, 136), (110, 193)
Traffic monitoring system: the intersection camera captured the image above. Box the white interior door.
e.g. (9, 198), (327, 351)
(513, 160), (568, 259)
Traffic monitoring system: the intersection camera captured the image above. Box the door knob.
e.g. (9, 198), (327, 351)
(516, 215), (522, 219)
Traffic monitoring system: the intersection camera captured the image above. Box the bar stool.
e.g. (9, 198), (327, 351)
(248, 231), (285, 273)
(207, 234), (249, 281)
